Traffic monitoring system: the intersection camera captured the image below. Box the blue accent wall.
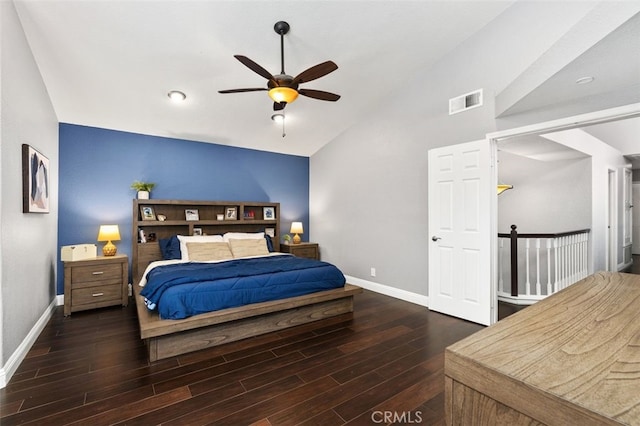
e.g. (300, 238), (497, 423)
(58, 123), (309, 294)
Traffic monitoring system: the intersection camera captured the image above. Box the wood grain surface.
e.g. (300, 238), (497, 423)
(445, 271), (640, 425)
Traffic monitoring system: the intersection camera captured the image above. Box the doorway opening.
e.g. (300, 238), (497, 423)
(488, 104), (640, 320)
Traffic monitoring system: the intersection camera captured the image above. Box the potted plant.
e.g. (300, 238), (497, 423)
(282, 234), (291, 245)
(131, 180), (155, 199)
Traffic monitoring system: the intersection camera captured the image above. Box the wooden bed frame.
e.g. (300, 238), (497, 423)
(132, 199), (361, 361)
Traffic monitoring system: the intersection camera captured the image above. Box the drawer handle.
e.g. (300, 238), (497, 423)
(92, 292), (104, 297)
(92, 271), (104, 275)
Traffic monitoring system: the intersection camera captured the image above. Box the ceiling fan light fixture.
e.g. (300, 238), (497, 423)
(268, 87), (298, 104)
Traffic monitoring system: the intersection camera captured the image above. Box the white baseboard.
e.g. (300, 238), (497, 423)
(345, 275), (429, 307)
(0, 297), (60, 389)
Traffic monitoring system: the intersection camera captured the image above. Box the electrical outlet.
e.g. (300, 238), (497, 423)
(370, 267), (376, 277)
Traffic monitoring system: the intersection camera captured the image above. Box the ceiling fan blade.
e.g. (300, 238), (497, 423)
(234, 55), (274, 80)
(273, 102), (286, 111)
(298, 88), (341, 101)
(218, 88), (268, 94)
(293, 61), (338, 84)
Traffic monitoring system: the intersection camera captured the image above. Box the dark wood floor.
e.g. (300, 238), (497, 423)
(0, 290), (483, 425)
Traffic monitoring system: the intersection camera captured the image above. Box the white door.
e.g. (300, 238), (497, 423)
(428, 140), (495, 326)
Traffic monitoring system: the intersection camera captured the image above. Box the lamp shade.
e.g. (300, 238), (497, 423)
(290, 222), (303, 234)
(268, 87), (299, 104)
(290, 221), (303, 245)
(97, 225), (120, 256)
(97, 225), (121, 242)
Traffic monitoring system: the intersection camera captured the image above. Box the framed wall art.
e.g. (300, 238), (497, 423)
(22, 144), (50, 213)
(263, 206), (275, 220)
(185, 209), (199, 221)
(140, 206), (156, 221)
(225, 207), (237, 220)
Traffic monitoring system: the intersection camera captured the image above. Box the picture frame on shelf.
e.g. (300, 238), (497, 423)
(140, 206), (156, 221)
(193, 228), (203, 236)
(225, 207), (237, 220)
(185, 209), (199, 221)
(265, 227), (275, 238)
(263, 207), (275, 220)
(22, 144), (50, 213)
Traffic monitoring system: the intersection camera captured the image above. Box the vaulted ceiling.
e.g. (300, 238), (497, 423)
(13, 1), (640, 157)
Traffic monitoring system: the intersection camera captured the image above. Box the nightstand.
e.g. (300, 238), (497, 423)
(280, 242), (319, 260)
(63, 254), (128, 316)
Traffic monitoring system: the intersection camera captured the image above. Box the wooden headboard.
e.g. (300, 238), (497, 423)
(132, 199), (280, 283)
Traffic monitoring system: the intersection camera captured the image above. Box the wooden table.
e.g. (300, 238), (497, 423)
(445, 271), (640, 425)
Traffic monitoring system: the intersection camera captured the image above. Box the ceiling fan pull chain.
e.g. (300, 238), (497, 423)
(282, 114), (286, 138)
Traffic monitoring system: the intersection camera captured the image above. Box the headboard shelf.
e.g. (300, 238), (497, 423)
(132, 199), (280, 282)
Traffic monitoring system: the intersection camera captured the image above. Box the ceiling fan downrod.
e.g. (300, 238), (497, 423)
(274, 21), (290, 75)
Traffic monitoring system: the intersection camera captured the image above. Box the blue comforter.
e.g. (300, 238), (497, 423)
(140, 255), (346, 319)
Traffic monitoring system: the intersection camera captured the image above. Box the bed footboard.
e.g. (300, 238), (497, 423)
(134, 284), (362, 361)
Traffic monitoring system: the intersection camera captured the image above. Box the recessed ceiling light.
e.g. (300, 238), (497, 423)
(168, 90), (186, 102)
(575, 76), (594, 85)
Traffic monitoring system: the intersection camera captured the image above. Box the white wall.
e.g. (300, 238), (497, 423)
(1, 1), (58, 386)
(497, 151), (592, 234)
(543, 129), (631, 271)
(310, 1), (610, 299)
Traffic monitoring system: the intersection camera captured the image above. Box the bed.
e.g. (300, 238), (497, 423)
(132, 200), (361, 361)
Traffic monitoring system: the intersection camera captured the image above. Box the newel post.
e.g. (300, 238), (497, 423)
(510, 225), (518, 297)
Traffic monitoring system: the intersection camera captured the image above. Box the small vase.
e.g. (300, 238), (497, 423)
(137, 190), (150, 200)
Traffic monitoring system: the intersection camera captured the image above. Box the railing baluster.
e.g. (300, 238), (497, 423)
(510, 225), (518, 297)
(560, 236), (566, 290)
(499, 238), (504, 294)
(535, 238), (541, 296)
(546, 238), (552, 295)
(562, 236), (568, 290)
(554, 237), (559, 293)
(525, 238), (531, 296)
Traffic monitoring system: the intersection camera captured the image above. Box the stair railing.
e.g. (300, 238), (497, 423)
(498, 225), (590, 304)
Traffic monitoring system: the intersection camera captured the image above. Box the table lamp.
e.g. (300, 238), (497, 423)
(290, 222), (303, 244)
(97, 225), (121, 256)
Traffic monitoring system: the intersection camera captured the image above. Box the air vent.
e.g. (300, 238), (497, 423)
(449, 89), (483, 115)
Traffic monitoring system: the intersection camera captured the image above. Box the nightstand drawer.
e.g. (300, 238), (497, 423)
(71, 263), (122, 284)
(72, 283), (122, 306)
(280, 243), (320, 260)
(293, 247), (318, 259)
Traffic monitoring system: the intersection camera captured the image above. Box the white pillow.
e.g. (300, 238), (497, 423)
(222, 232), (264, 242)
(177, 235), (224, 260)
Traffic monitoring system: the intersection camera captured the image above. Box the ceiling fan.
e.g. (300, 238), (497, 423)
(218, 21), (340, 111)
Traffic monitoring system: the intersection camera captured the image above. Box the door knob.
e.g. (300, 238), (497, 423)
(432, 236), (442, 242)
